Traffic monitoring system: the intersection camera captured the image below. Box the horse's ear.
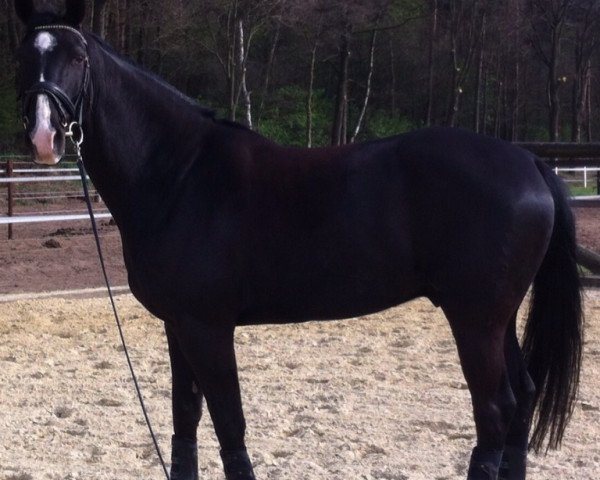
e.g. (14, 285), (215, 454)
(14, 0), (34, 24)
(64, 0), (86, 26)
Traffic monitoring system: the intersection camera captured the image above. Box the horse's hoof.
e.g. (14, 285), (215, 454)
(170, 435), (199, 480)
(221, 448), (256, 480)
(466, 446), (503, 480)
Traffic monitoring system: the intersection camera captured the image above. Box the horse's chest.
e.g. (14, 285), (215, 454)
(122, 238), (239, 320)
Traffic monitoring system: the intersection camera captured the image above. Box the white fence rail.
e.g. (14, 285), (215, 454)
(0, 156), (110, 238)
(0, 213), (111, 225)
(554, 166), (600, 188)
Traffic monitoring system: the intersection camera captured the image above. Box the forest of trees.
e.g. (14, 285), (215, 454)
(1, 0), (600, 150)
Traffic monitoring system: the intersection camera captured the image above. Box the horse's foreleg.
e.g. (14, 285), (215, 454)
(166, 324), (202, 480)
(498, 316), (535, 480)
(445, 306), (517, 480)
(172, 317), (256, 480)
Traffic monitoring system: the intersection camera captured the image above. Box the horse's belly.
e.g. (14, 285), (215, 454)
(238, 264), (423, 325)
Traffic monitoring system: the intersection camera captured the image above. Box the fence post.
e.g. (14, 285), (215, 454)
(6, 158), (13, 240)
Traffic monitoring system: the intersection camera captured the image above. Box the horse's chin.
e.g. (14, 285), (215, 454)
(33, 151), (63, 165)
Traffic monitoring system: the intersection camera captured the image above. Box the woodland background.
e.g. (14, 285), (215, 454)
(1, 0), (600, 150)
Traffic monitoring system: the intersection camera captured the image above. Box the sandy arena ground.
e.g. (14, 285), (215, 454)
(0, 292), (598, 480)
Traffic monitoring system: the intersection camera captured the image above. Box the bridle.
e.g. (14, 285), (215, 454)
(21, 24), (90, 146)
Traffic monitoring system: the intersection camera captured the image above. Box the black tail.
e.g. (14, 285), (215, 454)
(522, 160), (584, 453)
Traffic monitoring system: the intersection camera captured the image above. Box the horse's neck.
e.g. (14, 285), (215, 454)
(81, 40), (209, 233)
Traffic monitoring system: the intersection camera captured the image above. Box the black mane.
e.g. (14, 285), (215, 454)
(87, 32), (253, 133)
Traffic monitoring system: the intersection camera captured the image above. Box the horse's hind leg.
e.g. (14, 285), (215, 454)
(166, 323), (202, 480)
(443, 303), (517, 480)
(170, 316), (256, 480)
(498, 314), (536, 480)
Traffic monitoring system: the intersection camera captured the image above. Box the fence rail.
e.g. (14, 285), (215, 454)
(0, 155), (108, 239)
(0, 213), (111, 225)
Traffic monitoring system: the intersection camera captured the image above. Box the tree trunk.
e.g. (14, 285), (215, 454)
(547, 51), (561, 142)
(481, 62), (489, 135)
(117, 0), (129, 53)
(494, 58), (502, 137)
(306, 42), (317, 147)
(92, 0), (109, 37)
(4, 0), (20, 55)
(331, 28), (351, 146)
(226, 1), (239, 121)
(426, 0), (438, 126)
(473, 15), (486, 133)
(572, 43), (596, 142)
(448, 41), (462, 127)
(256, 20), (281, 128)
(587, 67), (593, 141)
(511, 0), (521, 141)
(351, 28), (378, 143)
(389, 38), (397, 117)
(447, 5), (482, 127)
(237, 18), (253, 129)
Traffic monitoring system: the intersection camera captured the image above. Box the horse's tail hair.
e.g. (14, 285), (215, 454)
(523, 159), (584, 453)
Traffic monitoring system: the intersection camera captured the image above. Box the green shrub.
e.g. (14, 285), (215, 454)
(257, 86), (332, 147)
(363, 109), (416, 140)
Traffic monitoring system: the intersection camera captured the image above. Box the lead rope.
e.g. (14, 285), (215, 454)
(69, 128), (171, 480)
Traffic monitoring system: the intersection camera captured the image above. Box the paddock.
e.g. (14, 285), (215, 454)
(0, 292), (598, 480)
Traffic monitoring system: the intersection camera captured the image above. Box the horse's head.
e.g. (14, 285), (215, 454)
(15, 0), (89, 165)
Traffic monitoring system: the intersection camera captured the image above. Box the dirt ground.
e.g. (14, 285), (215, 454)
(0, 206), (598, 479)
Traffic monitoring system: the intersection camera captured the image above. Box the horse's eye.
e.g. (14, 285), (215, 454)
(73, 55), (85, 65)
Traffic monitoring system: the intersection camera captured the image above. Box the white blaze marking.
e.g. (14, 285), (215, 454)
(35, 33), (55, 91)
(34, 32), (57, 54)
(31, 94), (58, 165)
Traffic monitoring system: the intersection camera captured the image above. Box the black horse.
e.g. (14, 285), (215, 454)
(14, 2), (583, 479)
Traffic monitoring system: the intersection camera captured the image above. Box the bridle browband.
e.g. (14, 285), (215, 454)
(22, 24), (90, 143)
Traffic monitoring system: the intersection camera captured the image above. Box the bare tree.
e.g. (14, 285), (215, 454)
(351, 24), (379, 142)
(443, 0), (487, 127)
(91, 0), (109, 37)
(527, 0), (574, 141)
(570, 0), (600, 141)
(331, 20), (351, 145)
(425, 0), (439, 126)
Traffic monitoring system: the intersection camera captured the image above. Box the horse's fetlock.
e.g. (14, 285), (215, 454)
(221, 448), (256, 480)
(170, 436), (199, 480)
(467, 447), (503, 480)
